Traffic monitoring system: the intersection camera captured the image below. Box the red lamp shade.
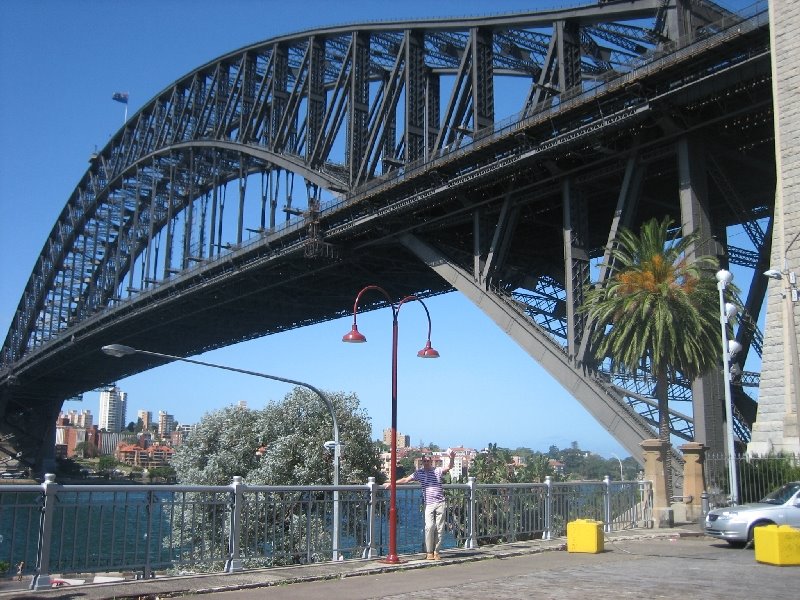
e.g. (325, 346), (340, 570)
(342, 324), (367, 343)
(417, 340), (440, 358)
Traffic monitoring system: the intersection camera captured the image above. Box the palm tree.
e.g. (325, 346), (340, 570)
(580, 217), (724, 495)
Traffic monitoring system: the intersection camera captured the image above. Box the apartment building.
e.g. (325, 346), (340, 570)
(115, 443), (175, 468)
(98, 386), (127, 432)
(382, 428), (411, 448)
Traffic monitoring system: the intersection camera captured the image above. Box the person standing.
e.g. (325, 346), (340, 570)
(15, 561), (24, 581)
(392, 450), (455, 560)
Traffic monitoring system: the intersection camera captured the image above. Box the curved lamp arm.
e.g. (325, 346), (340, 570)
(343, 288), (439, 357)
(100, 344), (340, 455)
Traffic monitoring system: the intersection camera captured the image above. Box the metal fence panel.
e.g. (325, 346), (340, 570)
(472, 484), (548, 544)
(0, 477), (652, 582)
(705, 452), (800, 507)
(0, 489), (40, 576)
(237, 487), (371, 566)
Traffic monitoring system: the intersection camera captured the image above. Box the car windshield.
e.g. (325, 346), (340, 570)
(760, 482), (800, 505)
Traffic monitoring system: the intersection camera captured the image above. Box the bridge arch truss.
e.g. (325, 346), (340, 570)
(0, 0), (774, 476)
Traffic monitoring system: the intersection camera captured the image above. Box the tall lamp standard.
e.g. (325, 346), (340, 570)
(611, 453), (624, 481)
(342, 286), (439, 564)
(100, 344), (343, 561)
(715, 270), (740, 505)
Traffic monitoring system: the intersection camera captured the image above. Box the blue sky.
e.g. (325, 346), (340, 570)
(0, 0), (756, 459)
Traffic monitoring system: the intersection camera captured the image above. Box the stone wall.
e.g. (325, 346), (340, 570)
(749, 0), (800, 454)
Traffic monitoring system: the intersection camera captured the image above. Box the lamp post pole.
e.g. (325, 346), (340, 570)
(611, 453), (624, 481)
(100, 344), (342, 560)
(784, 289), (800, 437)
(342, 286), (439, 564)
(715, 270), (739, 505)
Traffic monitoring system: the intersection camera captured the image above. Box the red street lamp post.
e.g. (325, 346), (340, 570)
(342, 285), (439, 563)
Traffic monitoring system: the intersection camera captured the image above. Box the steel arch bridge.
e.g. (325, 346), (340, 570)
(0, 0), (775, 477)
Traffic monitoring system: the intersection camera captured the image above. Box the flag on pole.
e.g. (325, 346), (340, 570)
(111, 92), (129, 104)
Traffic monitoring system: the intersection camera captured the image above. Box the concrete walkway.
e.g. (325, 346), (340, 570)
(1, 525), (794, 599)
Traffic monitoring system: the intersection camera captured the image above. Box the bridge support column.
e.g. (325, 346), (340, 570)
(678, 442), (706, 524)
(40, 420), (57, 476)
(751, 0), (800, 454)
(677, 135), (727, 459)
(641, 438), (673, 528)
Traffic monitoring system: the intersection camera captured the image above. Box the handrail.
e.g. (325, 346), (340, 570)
(0, 474), (651, 589)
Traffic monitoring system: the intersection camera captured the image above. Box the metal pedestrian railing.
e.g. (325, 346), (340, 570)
(704, 452), (800, 508)
(0, 474), (652, 589)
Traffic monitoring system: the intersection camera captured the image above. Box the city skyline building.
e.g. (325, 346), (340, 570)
(138, 409), (153, 431)
(383, 428), (410, 448)
(58, 409), (93, 429)
(158, 410), (176, 437)
(98, 386), (127, 432)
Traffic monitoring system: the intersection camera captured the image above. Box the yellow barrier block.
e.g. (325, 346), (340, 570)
(754, 524), (800, 566)
(567, 519), (604, 553)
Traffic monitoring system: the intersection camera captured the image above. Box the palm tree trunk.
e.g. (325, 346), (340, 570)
(655, 371), (673, 505)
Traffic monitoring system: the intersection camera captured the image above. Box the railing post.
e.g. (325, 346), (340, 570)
(31, 473), (57, 590)
(306, 494), (313, 564)
(544, 476), (552, 540)
(603, 475), (612, 532)
(467, 476), (477, 549)
(143, 491), (155, 579)
(366, 477), (378, 559)
(225, 476), (245, 573)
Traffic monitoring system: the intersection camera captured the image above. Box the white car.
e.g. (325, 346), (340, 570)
(704, 482), (800, 547)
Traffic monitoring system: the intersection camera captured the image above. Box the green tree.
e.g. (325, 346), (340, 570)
(97, 455), (117, 474)
(580, 453), (611, 480)
(469, 444), (556, 483)
(171, 387), (381, 485)
(148, 465), (176, 482)
(169, 388), (381, 568)
(469, 443), (514, 483)
(73, 441), (98, 459)
(580, 216), (722, 501)
(517, 453), (553, 483)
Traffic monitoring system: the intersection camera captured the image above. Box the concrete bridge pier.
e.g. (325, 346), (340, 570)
(641, 438), (673, 527)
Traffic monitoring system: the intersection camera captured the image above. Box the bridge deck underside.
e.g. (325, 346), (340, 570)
(0, 5), (774, 470)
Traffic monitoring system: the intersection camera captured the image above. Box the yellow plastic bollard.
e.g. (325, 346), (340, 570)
(754, 524), (800, 566)
(567, 519), (604, 553)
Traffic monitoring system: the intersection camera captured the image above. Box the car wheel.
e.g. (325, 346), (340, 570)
(747, 521), (775, 549)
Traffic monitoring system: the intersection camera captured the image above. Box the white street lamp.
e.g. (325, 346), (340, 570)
(611, 453), (624, 481)
(715, 270), (739, 505)
(101, 344), (342, 562)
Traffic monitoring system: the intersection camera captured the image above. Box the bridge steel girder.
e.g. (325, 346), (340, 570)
(677, 134), (729, 457)
(2, 0), (734, 368)
(562, 178), (590, 363)
(399, 233), (680, 473)
(0, 1), (772, 472)
(348, 31), (371, 186)
(405, 31), (427, 163)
